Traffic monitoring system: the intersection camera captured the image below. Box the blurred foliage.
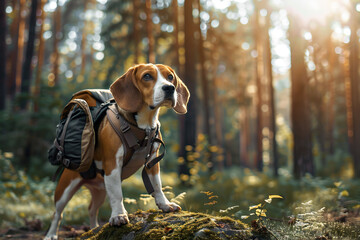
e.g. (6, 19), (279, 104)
(0, 151), (55, 228)
(2, 0), (357, 178)
(0, 85), (67, 176)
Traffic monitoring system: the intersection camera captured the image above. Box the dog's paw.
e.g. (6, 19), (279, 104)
(158, 202), (182, 213)
(109, 214), (129, 226)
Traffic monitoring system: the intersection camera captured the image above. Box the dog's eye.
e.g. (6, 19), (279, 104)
(143, 73), (153, 81)
(168, 74), (174, 81)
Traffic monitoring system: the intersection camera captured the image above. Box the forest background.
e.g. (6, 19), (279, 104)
(0, 0), (360, 239)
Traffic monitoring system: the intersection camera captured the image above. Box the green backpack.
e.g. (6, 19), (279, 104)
(48, 89), (113, 177)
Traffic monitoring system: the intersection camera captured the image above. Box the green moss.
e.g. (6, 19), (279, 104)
(79, 210), (251, 240)
(139, 228), (166, 239)
(80, 222), (141, 240)
(325, 222), (360, 239)
(146, 212), (158, 222)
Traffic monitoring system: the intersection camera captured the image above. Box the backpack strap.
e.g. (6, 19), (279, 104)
(51, 103), (78, 182)
(55, 104), (80, 170)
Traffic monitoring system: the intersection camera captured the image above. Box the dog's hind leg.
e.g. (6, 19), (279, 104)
(45, 169), (83, 240)
(85, 182), (106, 229)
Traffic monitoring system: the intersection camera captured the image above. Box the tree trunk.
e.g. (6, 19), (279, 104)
(172, 0), (180, 72)
(15, 0), (26, 95)
(52, 0), (61, 86)
(213, 74), (224, 169)
(80, 0), (89, 80)
(34, 0), (46, 112)
(344, 55), (353, 153)
(179, 0), (197, 178)
(20, 0), (38, 110)
(349, 7), (360, 178)
(264, 8), (278, 176)
(253, 2), (263, 171)
(173, 0), (186, 168)
(240, 106), (250, 167)
(210, 53), (224, 169)
(197, 0), (214, 169)
(288, 15), (314, 178)
(311, 41), (326, 166)
(133, 0), (140, 64)
(9, 1), (19, 99)
(326, 28), (335, 155)
(145, 0), (155, 63)
(0, 0), (6, 110)
(238, 46), (250, 167)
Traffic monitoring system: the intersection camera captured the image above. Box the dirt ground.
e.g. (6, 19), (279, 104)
(0, 225), (90, 239)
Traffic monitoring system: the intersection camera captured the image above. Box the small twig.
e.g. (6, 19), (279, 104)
(266, 216), (288, 223)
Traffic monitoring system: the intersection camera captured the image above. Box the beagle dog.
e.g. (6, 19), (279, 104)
(45, 64), (190, 240)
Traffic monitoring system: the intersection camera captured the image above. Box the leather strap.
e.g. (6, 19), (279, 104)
(108, 105), (149, 144)
(59, 106), (75, 150)
(55, 105), (80, 170)
(54, 139), (79, 169)
(107, 107), (133, 167)
(118, 114), (141, 150)
(51, 165), (64, 182)
(145, 138), (165, 169)
(142, 137), (166, 194)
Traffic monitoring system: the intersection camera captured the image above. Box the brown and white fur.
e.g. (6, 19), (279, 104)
(44, 64), (190, 240)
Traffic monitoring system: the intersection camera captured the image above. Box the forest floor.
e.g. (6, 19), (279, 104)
(0, 209), (359, 239)
(0, 210), (252, 240)
(0, 224), (89, 239)
(1, 152), (360, 239)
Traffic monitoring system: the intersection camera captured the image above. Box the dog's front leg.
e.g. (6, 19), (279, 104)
(146, 163), (181, 212)
(104, 146), (129, 226)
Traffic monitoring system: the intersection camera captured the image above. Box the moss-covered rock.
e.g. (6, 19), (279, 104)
(79, 210), (251, 240)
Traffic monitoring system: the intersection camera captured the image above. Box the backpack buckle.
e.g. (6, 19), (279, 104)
(56, 151), (63, 162)
(63, 158), (70, 168)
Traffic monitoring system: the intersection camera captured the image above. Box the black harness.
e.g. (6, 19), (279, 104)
(106, 104), (166, 194)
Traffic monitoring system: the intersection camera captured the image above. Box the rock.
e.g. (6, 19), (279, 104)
(80, 210), (252, 240)
(122, 231), (135, 240)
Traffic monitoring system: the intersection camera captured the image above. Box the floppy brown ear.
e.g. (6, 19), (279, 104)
(110, 67), (143, 112)
(173, 72), (190, 114)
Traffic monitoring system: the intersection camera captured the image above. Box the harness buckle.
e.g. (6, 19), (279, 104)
(145, 160), (151, 169)
(133, 143), (141, 150)
(120, 123), (131, 133)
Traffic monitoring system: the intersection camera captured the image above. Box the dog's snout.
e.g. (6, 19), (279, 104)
(162, 85), (175, 95)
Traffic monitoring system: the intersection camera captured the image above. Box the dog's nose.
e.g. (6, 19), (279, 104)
(162, 85), (175, 96)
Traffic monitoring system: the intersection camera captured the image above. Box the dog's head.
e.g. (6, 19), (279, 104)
(110, 64), (190, 114)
